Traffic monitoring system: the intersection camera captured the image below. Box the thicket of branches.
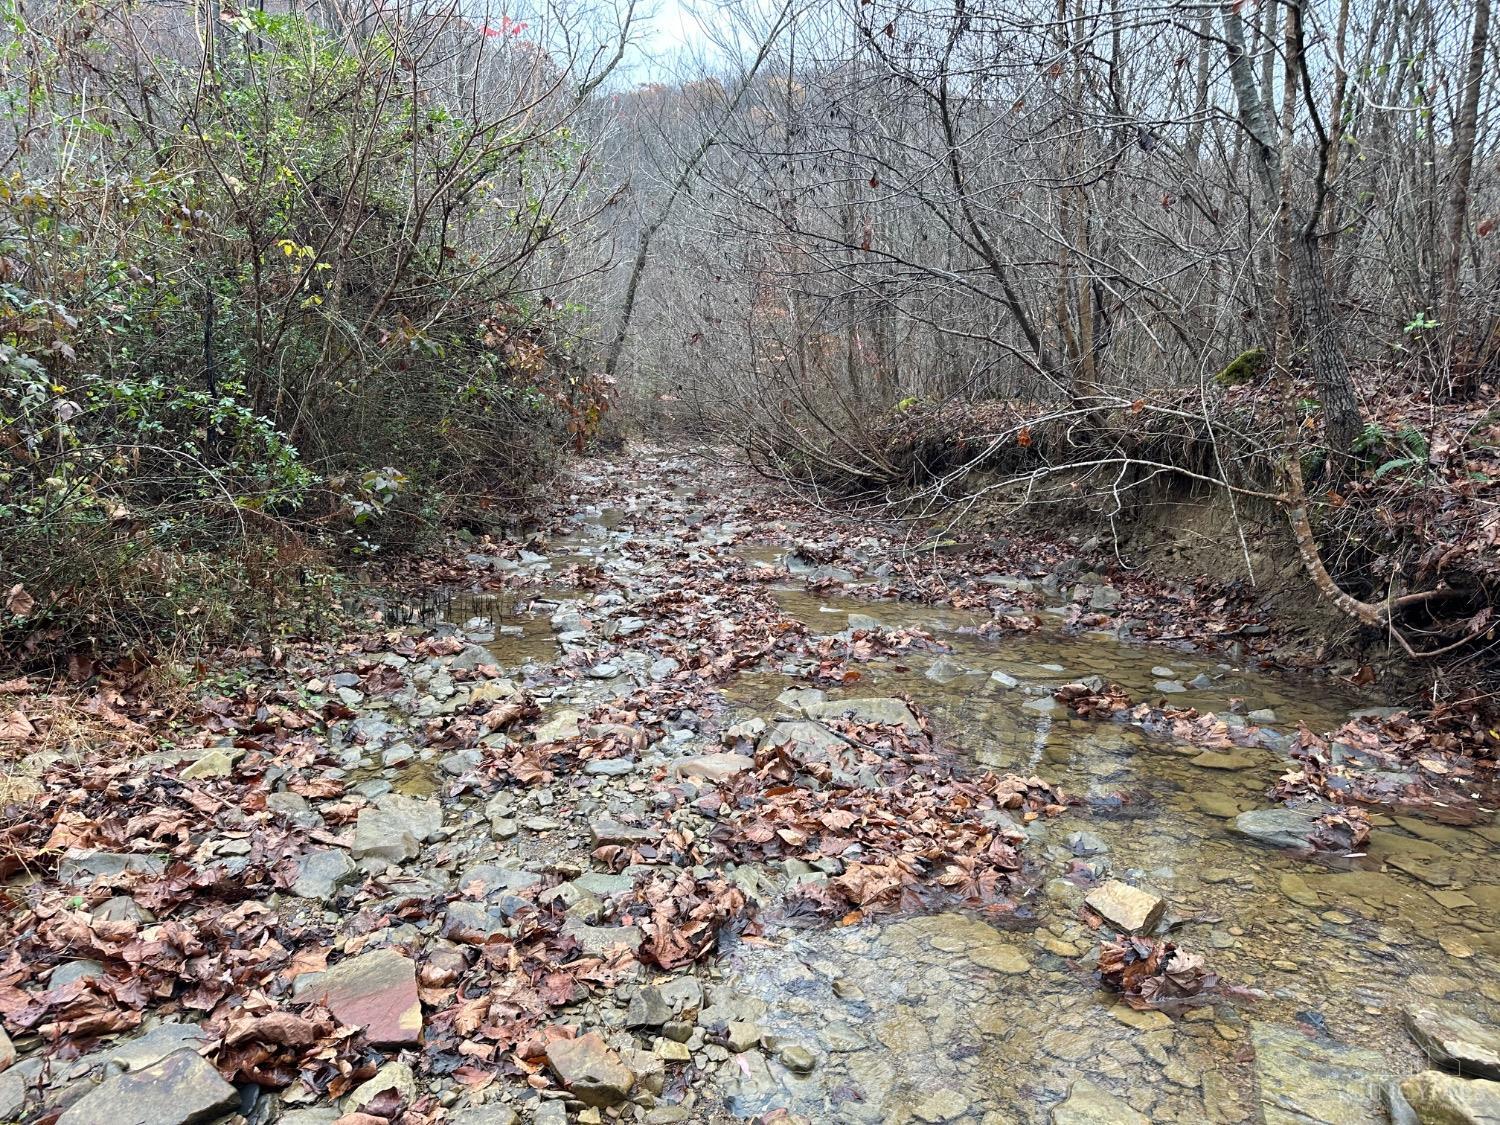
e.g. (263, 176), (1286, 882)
(1, 0), (631, 662)
(600, 0), (1499, 662)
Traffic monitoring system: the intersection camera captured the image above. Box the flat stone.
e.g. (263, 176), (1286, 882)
(670, 753), (753, 782)
(801, 696), (922, 732)
(57, 850), (166, 884)
(292, 849), (359, 900)
(563, 919), (643, 955)
(970, 941), (1030, 974)
(351, 808), (420, 865)
(343, 1061), (416, 1113)
(449, 1106), (521, 1125)
(1109, 1004), (1172, 1031)
(990, 670), (1021, 689)
(627, 986), (674, 1029)
(591, 819), (654, 846)
(1052, 1077), (1149, 1124)
(546, 1033), (636, 1106)
(535, 709), (586, 742)
(915, 1089), (971, 1123)
(1084, 880), (1165, 934)
(1280, 873), (1323, 908)
(584, 758), (635, 776)
(52, 959), (105, 987)
(57, 1049), (237, 1125)
(1406, 1005), (1500, 1079)
(1251, 1021), (1392, 1124)
(1234, 807), (1325, 850)
(1400, 1069), (1500, 1124)
(180, 750), (234, 780)
(293, 947), (421, 1046)
(1191, 750), (1256, 770)
(107, 1023), (211, 1072)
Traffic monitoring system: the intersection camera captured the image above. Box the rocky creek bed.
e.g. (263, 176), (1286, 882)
(1, 447), (1499, 1124)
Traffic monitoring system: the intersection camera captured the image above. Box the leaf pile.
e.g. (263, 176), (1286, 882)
(1098, 937), (1218, 1009)
(710, 718), (1068, 919)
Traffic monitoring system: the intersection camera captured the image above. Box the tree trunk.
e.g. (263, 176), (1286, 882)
(1442, 0), (1491, 327)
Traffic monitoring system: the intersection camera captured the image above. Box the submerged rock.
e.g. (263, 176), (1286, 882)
(1251, 1021), (1392, 1124)
(800, 696), (921, 732)
(1051, 1077), (1148, 1124)
(1234, 806), (1326, 850)
(1400, 1069), (1500, 1124)
(1406, 1005), (1500, 1079)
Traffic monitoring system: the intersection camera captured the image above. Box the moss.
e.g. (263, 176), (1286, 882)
(1215, 347), (1267, 386)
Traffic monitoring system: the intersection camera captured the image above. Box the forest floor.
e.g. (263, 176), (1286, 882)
(1, 446), (1499, 1125)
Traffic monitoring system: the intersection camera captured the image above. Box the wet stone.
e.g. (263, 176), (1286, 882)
(1234, 806), (1326, 850)
(915, 1089), (971, 1122)
(801, 696), (922, 732)
(1406, 1004), (1500, 1079)
(1084, 880), (1165, 934)
(1251, 1021), (1392, 1124)
(1052, 1077), (1149, 1124)
(1400, 1069), (1500, 1124)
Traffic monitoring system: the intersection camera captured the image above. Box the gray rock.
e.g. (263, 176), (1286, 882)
(457, 863), (542, 897)
(1067, 831), (1109, 857)
(449, 1105), (521, 1125)
(627, 986), (674, 1029)
(591, 819), (654, 846)
(51, 960), (105, 988)
(107, 1023), (211, 1072)
(441, 749), (482, 775)
(990, 670), (1021, 689)
(57, 1049), (237, 1125)
(91, 896), (152, 924)
(584, 758), (636, 777)
(1234, 806), (1326, 850)
(1088, 585), (1122, 611)
(449, 644), (495, 671)
(57, 851), (165, 884)
(292, 849), (359, 900)
(1406, 1005), (1500, 1079)
(351, 808), (419, 865)
(778, 1044), (816, 1073)
(534, 709), (585, 742)
(343, 1061), (416, 1113)
(265, 791), (319, 827)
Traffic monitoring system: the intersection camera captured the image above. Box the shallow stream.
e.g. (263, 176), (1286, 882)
(438, 500), (1500, 1123)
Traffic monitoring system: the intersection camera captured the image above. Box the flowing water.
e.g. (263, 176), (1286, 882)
(426, 497), (1500, 1123)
